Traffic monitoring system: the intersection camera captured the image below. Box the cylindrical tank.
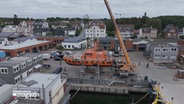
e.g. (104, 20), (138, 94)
(0, 51), (6, 58)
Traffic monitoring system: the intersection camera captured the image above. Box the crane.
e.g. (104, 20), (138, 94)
(104, 0), (136, 76)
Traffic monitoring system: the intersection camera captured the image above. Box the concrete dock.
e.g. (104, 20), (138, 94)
(67, 78), (149, 95)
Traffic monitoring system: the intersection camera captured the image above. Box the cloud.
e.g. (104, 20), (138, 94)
(0, 0), (183, 19)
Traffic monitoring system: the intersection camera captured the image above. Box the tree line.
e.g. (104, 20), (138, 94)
(1, 15), (184, 36)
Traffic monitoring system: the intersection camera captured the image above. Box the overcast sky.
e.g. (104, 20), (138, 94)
(0, 0), (184, 19)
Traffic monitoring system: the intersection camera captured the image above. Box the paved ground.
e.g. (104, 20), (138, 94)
(42, 50), (184, 104)
(129, 52), (184, 104)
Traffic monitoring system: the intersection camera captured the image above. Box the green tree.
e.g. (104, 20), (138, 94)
(75, 28), (82, 36)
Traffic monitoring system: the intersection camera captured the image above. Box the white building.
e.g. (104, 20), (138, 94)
(67, 27), (76, 36)
(0, 84), (15, 104)
(118, 24), (134, 39)
(139, 28), (157, 39)
(0, 38), (10, 46)
(0, 53), (43, 84)
(33, 21), (49, 36)
(62, 34), (86, 49)
(145, 42), (178, 63)
(12, 73), (67, 104)
(18, 20), (34, 36)
(85, 21), (106, 40)
(2, 25), (19, 33)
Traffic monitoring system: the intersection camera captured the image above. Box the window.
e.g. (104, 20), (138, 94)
(21, 62), (26, 69)
(154, 55), (160, 58)
(68, 45), (70, 48)
(0, 67), (8, 74)
(72, 45), (74, 48)
(162, 55), (167, 59)
(155, 48), (160, 51)
(13, 66), (19, 73)
(33, 57), (37, 63)
(171, 48), (177, 51)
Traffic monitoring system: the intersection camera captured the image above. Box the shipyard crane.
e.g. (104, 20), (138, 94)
(104, 0), (136, 76)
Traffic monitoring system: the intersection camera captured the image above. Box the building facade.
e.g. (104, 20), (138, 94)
(139, 28), (157, 39)
(2, 25), (19, 33)
(66, 27), (76, 36)
(36, 36), (64, 46)
(177, 39), (184, 63)
(133, 39), (149, 51)
(85, 21), (106, 40)
(145, 42), (178, 63)
(0, 39), (53, 57)
(0, 53), (42, 84)
(118, 24), (134, 39)
(18, 20), (35, 36)
(33, 21), (49, 36)
(0, 84), (15, 104)
(163, 24), (179, 39)
(0, 38), (10, 46)
(97, 37), (114, 50)
(96, 37), (133, 51)
(62, 34), (86, 49)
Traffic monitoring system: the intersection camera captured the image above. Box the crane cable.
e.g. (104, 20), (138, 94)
(134, 92), (149, 104)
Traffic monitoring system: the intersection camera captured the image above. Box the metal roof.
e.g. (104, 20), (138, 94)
(0, 32), (15, 38)
(8, 33), (21, 38)
(34, 22), (44, 26)
(19, 73), (62, 88)
(63, 33), (86, 43)
(0, 39), (49, 50)
(0, 53), (41, 66)
(0, 78), (8, 86)
(12, 36), (35, 42)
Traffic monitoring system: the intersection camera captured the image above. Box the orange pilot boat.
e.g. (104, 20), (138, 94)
(63, 48), (113, 67)
(63, 39), (114, 67)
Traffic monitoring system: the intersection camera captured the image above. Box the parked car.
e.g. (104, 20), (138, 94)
(53, 67), (62, 74)
(50, 51), (59, 58)
(42, 53), (50, 60)
(113, 51), (119, 57)
(119, 51), (124, 56)
(43, 64), (51, 68)
(58, 54), (65, 59)
(54, 56), (62, 61)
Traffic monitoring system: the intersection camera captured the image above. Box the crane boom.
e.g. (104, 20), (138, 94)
(104, 0), (135, 72)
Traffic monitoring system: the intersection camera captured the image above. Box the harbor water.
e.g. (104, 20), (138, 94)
(70, 91), (150, 104)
